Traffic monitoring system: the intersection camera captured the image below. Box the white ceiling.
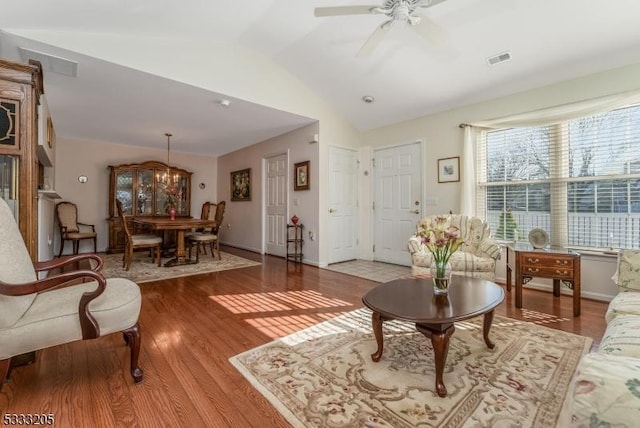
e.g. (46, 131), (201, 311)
(1, 0), (640, 156)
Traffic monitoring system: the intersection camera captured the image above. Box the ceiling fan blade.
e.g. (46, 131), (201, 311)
(411, 15), (447, 46)
(314, 6), (377, 17)
(356, 24), (390, 58)
(418, 0), (449, 8)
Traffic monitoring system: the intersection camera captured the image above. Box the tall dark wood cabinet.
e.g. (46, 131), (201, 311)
(0, 59), (43, 261)
(107, 160), (192, 253)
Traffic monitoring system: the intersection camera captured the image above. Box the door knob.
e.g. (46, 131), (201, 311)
(412, 210), (420, 214)
(329, 208), (335, 213)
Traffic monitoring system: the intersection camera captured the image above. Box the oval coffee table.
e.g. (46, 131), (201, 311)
(362, 275), (505, 397)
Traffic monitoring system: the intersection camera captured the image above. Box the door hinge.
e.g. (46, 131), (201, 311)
(372, 158), (376, 167)
(372, 201), (375, 210)
(373, 244), (375, 252)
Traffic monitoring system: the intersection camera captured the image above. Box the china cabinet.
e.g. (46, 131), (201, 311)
(0, 59), (44, 260)
(107, 160), (192, 253)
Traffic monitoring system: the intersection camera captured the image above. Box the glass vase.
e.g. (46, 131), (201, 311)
(430, 260), (452, 295)
(169, 207), (176, 220)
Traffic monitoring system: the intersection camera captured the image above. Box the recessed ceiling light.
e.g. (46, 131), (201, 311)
(362, 95), (375, 104)
(219, 99), (231, 107)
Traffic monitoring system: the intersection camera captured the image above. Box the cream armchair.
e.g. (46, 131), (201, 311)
(0, 198), (143, 390)
(408, 214), (501, 280)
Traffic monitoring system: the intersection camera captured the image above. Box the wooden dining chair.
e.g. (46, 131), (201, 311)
(187, 201), (225, 261)
(116, 200), (163, 271)
(55, 201), (97, 257)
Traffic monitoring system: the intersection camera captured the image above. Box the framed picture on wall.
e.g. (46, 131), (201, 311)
(230, 168), (251, 201)
(437, 157), (460, 183)
(294, 161), (310, 191)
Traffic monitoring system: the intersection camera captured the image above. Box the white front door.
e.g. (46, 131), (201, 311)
(373, 142), (422, 266)
(328, 146), (359, 263)
(264, 153), (287, 257)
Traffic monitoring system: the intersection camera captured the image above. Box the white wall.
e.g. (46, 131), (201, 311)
(11, 30), (362, 265)
(361, 62), (640, 300)
(54, 137), (217, 254)
(217, 123), (320, 263)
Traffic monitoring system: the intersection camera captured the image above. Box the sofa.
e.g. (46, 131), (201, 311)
(562, 249), (640, 427)
(407, 214), (501, 280)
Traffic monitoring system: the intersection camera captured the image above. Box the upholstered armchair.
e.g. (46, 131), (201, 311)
(55, 201), (97, 256)
(408, 214), (501, 280)
(0, 198), (143, 390)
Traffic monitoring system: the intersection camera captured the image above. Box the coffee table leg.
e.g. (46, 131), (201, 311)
(482, 309), (496, 349)
(370, 311), (384, 362)
(429, 327), (455, 398)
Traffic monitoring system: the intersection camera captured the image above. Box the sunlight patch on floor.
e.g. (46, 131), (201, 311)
(323, 259), (411, 283)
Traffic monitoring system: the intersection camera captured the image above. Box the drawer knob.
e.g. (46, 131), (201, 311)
(556, 270), (568, 275)
(527, 258), (539, 263)
(555, 260), (568, 265)
(527, 267), (540, 273)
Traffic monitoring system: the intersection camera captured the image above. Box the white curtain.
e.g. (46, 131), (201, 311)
(460, 89), (640, 215)
(460, 126), (479, 216)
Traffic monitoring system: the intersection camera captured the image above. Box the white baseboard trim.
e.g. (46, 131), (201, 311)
(496, 276), (614, 303)
(221, 242), (262, 254)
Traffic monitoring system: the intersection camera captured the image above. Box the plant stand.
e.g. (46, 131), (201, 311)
(286, 223), (304, 264)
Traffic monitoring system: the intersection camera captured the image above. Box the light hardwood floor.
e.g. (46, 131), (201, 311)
(1, 247), (608, 427)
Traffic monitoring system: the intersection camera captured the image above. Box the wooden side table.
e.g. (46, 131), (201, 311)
(506, 244), (581, 316)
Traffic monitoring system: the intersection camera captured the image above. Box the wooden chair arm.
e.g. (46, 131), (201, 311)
(77, 222), (96, 232)
(0, 269), (107, 339)
(34, 253), (103, 273)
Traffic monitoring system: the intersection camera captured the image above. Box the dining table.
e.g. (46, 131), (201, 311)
(132, 217), (217, 267)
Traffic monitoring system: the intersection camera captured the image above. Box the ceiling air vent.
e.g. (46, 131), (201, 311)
(486, 51), (512, 66)
(19, 47), (78, 77)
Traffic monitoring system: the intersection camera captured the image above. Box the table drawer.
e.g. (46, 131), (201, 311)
(521, 254), (574, 269)
(521, 265), (574, 279)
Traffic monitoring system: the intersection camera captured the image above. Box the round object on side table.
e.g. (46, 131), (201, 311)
(528, 228), (549, 249)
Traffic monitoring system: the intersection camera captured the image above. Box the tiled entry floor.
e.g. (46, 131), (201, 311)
(323, 259), (411, 283)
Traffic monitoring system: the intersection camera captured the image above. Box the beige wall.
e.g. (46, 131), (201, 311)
(35, 27), (640, 298)
(361, 62), (640, 300)
(363, 62), (640, 216)
(54, 138), (217, 254)
(217, 123), (320, 263)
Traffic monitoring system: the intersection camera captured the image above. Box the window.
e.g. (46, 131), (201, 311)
(477, 104), (640, 250)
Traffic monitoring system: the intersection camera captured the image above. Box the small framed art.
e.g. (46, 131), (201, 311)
(294, 161), (310, 191)
(437, 157), (460, 183)
(230, 168), (251, 201)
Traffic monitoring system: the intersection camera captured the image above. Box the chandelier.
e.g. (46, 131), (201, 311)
(157, 132), (179, 186)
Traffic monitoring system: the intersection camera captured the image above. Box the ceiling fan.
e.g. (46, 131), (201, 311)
(314, 0), (448, 57)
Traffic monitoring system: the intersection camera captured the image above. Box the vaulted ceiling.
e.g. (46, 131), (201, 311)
(1, 0), (640, 156)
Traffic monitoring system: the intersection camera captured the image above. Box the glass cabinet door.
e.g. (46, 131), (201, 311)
(136, 169), (154, 215)
(155, 169), (188, 215)
(116, 170), (133, 215)
(177, 175), (189, 215)
(0, 155), (18, 220)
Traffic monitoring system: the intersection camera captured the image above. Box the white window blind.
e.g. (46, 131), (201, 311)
(477, 103), (640, 250)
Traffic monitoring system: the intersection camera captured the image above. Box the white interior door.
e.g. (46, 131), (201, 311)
(328, 146), (358, 264)
(264, 153), (287, 256)
(373, 142), (422, 266)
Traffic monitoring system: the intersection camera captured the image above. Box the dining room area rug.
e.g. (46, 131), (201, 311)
(230, 308), (591, 428)
(100, 251), (261, 283)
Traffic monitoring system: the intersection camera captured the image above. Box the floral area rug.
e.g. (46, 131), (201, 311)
(100, 251), (261, 283)
(230, 308), (591, 428)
